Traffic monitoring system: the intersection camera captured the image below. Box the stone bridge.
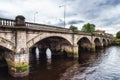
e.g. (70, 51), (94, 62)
(0, 16), (112, 77)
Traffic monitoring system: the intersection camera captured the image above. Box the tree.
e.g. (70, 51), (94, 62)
(81, 23), (95, 33)
(116, 31), (120, 39)
(69, 25), (79, 33)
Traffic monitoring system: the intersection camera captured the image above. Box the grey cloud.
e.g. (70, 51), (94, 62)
(0, 0), (120, 35)
(66, 13), (78, 17)
(98, 0), (120, 6)
(55, 22), (64, 27)
(67, 20), (84, 25)
(100, 15), (120, 27)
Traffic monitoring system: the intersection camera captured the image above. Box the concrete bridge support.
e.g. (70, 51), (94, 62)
(5, 16), (29, 77)
(72, 45), (78, 57)
(91, 43), (96, 52)
(5, 52), (29, 77)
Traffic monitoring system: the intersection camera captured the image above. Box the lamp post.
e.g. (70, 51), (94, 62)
(34, 12), (38, 23)
(59, 5), (66, 28)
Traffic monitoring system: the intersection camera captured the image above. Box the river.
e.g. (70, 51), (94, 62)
(0, 46), (120, 80)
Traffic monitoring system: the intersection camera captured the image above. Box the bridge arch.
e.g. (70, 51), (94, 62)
(27, 33), (73, 49)
(77, 37), (91, 52)
(0, 37), (14, 51)
(0, 45), (14, 76)
(29, 35), (73, 60)
(107, 39), (111, 45)
(94, 38), (101, 49)
(103, 38), (107, 47)
(30, 36), (72, 49)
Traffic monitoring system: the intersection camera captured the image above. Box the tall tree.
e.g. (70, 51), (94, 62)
(116, 31), (120, 39)
(69, 25), (79, 32)
(81, 23), (95, 32)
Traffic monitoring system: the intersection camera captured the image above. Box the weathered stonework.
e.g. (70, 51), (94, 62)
(72, 45), (79, 57)
(90, 44), (96, 52)
(5, 51), (29, 77)
(0, 16), (112, 77)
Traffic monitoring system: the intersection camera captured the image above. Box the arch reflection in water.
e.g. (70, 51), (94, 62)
(35, 47), (39, 60)
(46, 48), (52, 63)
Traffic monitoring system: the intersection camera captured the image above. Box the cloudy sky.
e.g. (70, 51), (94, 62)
(0, 0), (120, 35)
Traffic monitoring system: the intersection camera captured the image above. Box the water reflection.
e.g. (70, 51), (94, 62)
(46, 48), (52, 59)
(46, 48), (52, 63)
(35, 47), (39, 60)
(72, 46), (120, 80)
(1, 46), (120, 80)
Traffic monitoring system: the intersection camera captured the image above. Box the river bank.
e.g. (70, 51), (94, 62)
(112, 38), (120, 45)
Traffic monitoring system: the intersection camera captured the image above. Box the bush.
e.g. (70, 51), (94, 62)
(116, 31), (120, 39)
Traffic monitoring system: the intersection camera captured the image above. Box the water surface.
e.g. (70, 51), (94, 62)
(0, 46), (120, 80)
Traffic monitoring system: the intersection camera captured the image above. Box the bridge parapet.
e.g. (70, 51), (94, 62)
(26, 22), (72, 33)
(78, 32), (113, 39)
(0, 18), (15, 27)
(0, 17), (72, 33)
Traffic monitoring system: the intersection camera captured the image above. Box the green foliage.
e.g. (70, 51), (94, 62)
(116, 31), (120, 39)
(69, 25), (79, 33)
(112, 37), (120, 45)
(16, 65), (29, 72)
(66, 51), (78, 55)
(81, 23), (95, 33)
(6, 59), (29, 72)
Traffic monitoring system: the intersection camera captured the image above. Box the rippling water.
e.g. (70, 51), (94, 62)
(72, 46), (120, 80)
(0, 46), (120, 80)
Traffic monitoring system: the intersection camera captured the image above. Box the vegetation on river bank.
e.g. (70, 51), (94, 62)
(112, 31), (120, 45)
(112, 38), (120, 45)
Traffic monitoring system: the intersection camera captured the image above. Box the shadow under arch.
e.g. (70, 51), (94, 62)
(27, 33), (73, 49)
(77, 37), (92, 64)
(29, 36), (73, 63)
(94, 38), (101, 49)
(0, 46), (13, 77)
(107, 39), (111, 45)
(103, 39), (107, 47)
(77, 37), (91, 53)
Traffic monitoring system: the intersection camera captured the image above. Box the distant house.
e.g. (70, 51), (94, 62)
(94, 30), (113, 38)
(105, 33), (113, 38)
(94, 30), (105, 35)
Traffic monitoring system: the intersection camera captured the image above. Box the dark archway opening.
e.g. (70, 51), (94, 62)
(94, 38), (101, 50)
(29, 36), (72, 64)
(77, 37), (91, 53)
(77, 37), (92, 64)
(0, 46), (11, 77)
(103, 39), (106, 47)
(107, 39), (110, 46)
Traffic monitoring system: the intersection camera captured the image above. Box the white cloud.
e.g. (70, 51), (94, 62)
(0, 0), (120, 35)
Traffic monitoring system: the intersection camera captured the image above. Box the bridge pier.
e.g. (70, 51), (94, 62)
(99, 43), (104, 48)
(6, 15), (30, 77)
(5, 15), (30, 77)
(5, 50), (29, 77)
(72, 45), (78, 57)
(90, 44), (96, 52)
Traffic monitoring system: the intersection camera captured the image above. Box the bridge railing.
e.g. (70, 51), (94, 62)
(0, 18), (72, 33)
(0, 18), (15, 27)
(25, 22), (72, 33)
(0, 18), (112, 38)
